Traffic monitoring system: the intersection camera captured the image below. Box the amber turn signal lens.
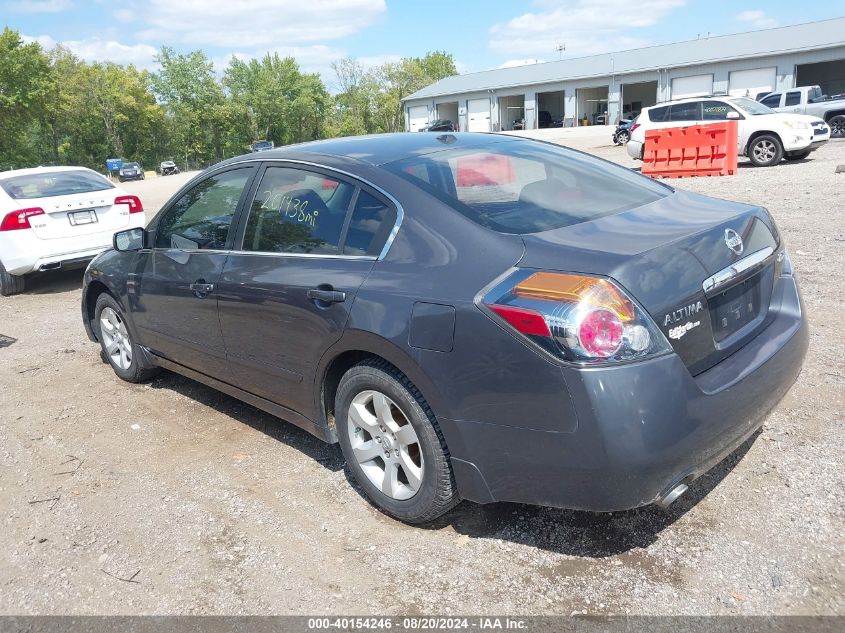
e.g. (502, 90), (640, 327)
(513, 272), (635, 321)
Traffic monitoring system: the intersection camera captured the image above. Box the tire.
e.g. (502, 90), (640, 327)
(93, 293), (158, 383)
(785, 150), (811, 161)
(748, 134), (784, 167)
(617, 130), (630, 145)
(829, 115), (845, 139)
(0, 261), (25, 296)
(335, 359), (459, 524)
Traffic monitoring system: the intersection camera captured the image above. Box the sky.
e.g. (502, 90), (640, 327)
(3, 0), (843, 89)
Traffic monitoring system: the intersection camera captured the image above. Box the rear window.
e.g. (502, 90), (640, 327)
(1, 170), (114, 200)
(385, 140), (669, 234)
(647, 106), (669, 122)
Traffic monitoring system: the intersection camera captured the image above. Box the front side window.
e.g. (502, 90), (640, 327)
(155, 169), (251, 250)
(669, 102), (701, 121)
(784, 91), (801, 107)
(760, 93), (781, 108)
(386, 139), (669, 234)
(702, 101), (739, 120)
(242, 167), (355, 255)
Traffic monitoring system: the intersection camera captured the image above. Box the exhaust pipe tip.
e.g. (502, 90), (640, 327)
(656, 483), (688, 509)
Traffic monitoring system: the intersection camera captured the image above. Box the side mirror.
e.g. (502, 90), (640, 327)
(726, 111), (741, 120)
(113, 227), (145, 252)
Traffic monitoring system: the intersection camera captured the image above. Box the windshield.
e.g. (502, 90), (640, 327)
(385, 140), (669, 234)
(1, 170), (114, 200)
(123, 163), (139, 169)
(730, 97), (775, 116)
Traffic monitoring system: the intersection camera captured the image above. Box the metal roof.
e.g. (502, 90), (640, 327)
(405, 17), (845, 101)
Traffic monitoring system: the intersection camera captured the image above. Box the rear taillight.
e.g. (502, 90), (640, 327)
(481, 270), (670, 365)
(630, 123), (640, 132)
(0, 207), (45, 231)
(115, 195), (144, 213)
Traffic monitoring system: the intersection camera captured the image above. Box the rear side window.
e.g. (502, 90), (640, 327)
(702, 101), (739, 120)
(760, 93), (781, 108)
(386, 140), (668, 234)
(669, 102), (701, 121)
(343, 191), (397, 256)
(647, 106), (669, 122)
(242, 167), (355, 255)
(156, 169), (251, 250)
(1, 170), (114, 200)
(784, 91), (801, 106)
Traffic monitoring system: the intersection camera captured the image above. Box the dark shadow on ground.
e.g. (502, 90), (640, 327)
(141, 364), (759, 557)
(146, 369), (345, 473)
(21, 268), (85, 295)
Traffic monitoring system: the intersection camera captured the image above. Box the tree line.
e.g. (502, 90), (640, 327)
(0, 27), (456, 172)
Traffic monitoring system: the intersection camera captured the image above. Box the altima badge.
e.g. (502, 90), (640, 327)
(724, 228), (744, 255)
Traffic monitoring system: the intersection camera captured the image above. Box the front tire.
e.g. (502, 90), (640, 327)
(748, 134), (784, 167)
(336, 359), (459, 524)
(829, 115), (845, 139)
(0, 262), (25, 296)
(94, 293), (158, 383)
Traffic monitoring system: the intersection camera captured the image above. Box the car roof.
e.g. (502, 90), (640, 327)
(0, 165), (98, 181)
(645, 95), (741, 110)
(215, 132), (518, 168)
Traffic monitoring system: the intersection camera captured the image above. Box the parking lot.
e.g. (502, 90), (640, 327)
(0, 138), (842, 615)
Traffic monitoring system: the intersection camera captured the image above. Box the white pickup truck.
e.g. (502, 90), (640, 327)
(759, 85), (845, 138)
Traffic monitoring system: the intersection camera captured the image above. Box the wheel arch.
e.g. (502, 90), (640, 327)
(823, 109), (845, 121)
(315, 331), (448, 444)
(745, 129), (783, 155)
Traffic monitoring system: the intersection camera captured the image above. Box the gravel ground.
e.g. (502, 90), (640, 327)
(0, 139), (842, 616)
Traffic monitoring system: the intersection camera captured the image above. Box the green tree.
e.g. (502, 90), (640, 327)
(0, 28), (51, 167)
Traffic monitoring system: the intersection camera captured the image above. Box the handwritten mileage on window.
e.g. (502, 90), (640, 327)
(260, 191), (318, 227)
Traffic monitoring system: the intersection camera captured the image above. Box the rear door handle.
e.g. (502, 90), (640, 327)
(190, 282), (214, 298)
(307, 288), (346, 304)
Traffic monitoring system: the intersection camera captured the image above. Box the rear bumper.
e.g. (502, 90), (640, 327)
(627, 139), (643, 159)
(0, 214), (143, 275)
(441, 275), (808, 512)
(3, 244), (112, 275)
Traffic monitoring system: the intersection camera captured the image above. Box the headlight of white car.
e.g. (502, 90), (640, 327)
(783, 120), (810, 130)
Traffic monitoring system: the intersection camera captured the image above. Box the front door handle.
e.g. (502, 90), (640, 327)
(307, 288), (346, 304)
(190, 281), (214, 298)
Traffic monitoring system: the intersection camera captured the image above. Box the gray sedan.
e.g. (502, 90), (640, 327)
(81, 133), (807, 524)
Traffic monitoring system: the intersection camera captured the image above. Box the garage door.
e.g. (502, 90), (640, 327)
(671, 74), (713, 99)
(728, 67), (776, 98)
(408, 105), (429, 132)
(467, 98), (491, 132)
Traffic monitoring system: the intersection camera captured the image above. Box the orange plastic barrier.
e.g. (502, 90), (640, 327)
(641, 121), (738, 178)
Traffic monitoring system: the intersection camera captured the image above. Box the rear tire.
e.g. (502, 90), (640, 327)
(829, 115), (845, 139)
(335, 359), (459, 524)
(785, 150), (811, 161)
(748, 134), (784, 167)
(616, 130), (631, 145)
(0, 262), (25, 296)
(93, 293), (158, 383)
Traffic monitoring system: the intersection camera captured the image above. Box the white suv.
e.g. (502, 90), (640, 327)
(0, 166), (146, 296)
(627, 96), (830, 167)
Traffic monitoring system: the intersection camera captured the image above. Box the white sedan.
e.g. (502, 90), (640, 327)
(627, 96), (830, 167)
(0, 166), (145, 296)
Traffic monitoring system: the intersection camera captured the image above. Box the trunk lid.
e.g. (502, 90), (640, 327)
(21, 191), (131, 241)
(518, 190), (780, 375)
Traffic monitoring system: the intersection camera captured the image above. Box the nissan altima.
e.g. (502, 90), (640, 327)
(81, 133), (808, 524)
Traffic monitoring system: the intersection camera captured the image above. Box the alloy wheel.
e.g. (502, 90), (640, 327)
(753, 140), (776, 163)
(347, 390), (424, 500)
(100, 307), (133, 370)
